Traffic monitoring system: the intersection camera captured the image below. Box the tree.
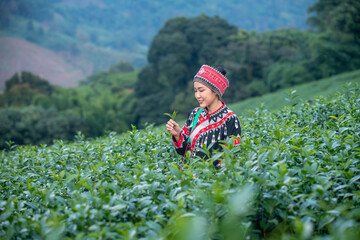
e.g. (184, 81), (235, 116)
(5, 71), (53, 94)
(307, 0), (360, 77)
(0, 106), (88, 149)
(1, 71), (54, 107)
(219, 28), (313, 99)
(308, 0), (360, 40)
(134, 15), (238, 126)
(108, 61), (134, 73)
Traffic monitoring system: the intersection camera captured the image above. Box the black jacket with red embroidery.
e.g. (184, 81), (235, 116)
(172, 102), (241, 163)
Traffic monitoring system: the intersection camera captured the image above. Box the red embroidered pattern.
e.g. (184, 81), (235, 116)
(173, 133), (184, 148)
(195, 65), (229, 95)
(190, 112), (235, 152)
(182, 126), (190, 136)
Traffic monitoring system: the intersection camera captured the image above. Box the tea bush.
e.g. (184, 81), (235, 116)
(0, 83), (359, 239)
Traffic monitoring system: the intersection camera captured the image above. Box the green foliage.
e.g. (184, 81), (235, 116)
(307, 0), (360, 38)
(230, 69), (360, 114)
(50, 83), (134, 138)
(0, 70), (138, 148)
(84, 67), (138, 91)
(265, 61), (316, 92)
(108, 61), (135, 74)
(0, 71), (54, 108)
(0, 83), (359, 239)
(306, 0), (360, 78)
(0, 106), (87, 149)
(5, 71), (53, 94)
(308, 31), (360, 77)
(221, 28), (316, 99)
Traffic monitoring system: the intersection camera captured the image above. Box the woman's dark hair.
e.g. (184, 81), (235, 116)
(215, 66), (226, 76)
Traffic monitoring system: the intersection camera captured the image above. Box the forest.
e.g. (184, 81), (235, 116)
(0, 0), (359, 149)
(0, 0), (316, 71)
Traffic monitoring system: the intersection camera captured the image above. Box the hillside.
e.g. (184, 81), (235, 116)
(0, 0), (316, 87)
(1, 82), (359, 239)
(0, 37), (88, 88)
(229, 70), (360, 114)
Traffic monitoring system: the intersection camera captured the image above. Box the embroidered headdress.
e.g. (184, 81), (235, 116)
(193, 65), (229, 98)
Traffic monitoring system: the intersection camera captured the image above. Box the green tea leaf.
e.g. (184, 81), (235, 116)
(163, 111), (177, 120)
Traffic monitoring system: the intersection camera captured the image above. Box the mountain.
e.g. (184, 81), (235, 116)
(0, 37), (87, 88)
(0, 0), (317, 87)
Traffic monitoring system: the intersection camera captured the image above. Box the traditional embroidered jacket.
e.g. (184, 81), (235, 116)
(172, 102), (241, 161)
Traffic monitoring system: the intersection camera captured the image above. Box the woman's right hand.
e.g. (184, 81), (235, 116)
(166, 119), (181, 141)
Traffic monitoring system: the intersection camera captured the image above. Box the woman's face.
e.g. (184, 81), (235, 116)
(194, 81), (219, 109)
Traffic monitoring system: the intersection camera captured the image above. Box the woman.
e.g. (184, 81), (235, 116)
(166, 64), (241, 169)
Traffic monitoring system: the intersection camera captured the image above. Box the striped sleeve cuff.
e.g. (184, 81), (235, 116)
(172, 133), (184, 148)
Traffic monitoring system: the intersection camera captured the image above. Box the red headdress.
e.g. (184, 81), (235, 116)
(193, 65), (229, 97)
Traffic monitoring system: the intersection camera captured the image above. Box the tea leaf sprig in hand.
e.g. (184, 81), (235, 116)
(163, 111), (177, 120)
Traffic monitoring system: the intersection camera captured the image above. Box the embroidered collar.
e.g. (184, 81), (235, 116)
(203, 101), (226, 119)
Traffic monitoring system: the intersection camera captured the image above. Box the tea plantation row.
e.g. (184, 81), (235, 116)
(0, 83), (359, 239)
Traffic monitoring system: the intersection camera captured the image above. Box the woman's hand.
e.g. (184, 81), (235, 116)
(166, 119), (181, 142)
